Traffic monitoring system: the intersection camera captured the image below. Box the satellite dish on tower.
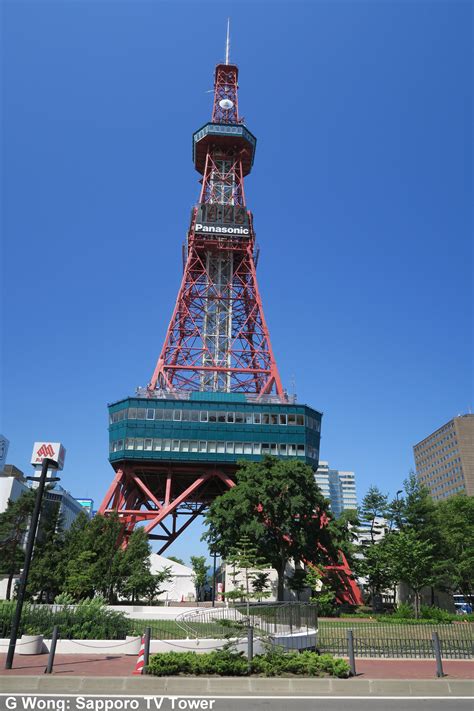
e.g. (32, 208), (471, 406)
(219, 98), (234, 110)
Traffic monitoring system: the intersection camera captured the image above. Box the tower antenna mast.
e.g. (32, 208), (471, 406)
(225, 18), (230, 64)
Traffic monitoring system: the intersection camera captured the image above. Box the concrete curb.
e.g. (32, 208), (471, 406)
(0, 676), (472, 696)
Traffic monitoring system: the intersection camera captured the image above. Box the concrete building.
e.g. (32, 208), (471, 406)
(315, 461), (358, 517)
(413, 414), (474, 500)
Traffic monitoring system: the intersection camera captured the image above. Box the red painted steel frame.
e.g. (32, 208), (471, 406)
(99, 57), (362, 604)
(148, 62), (284, 397)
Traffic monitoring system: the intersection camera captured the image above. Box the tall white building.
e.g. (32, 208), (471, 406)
(315, 461), (358, 517)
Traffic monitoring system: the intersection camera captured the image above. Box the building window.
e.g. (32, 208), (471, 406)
(200, 411), (208, 422)
(172, 440), (180, 452)
(155, 408), (163, 420)
(128, 408), (137, 420)
(137, 408), (146, 419)
(146, 409), (155, 420)
(173, 410), (182, 421)
(208, 441), (217, 453)
(253, 442), (261, 455)
(227, 412), (235, 423)
(253, 413), (261, 424)
(209, 411), (217, 423)
(288, 414), (296, 425)
(235, 442), (243, 454)
(262, 443), (270, 454)
(191, 410), (199, 422)
(296, 415), (304, 426)
(144, 438), (153, 451)
(235, 412), (244, 424)
(226, 442), (234, 454)
(190, 440), (198, 452)
(263, 414), (270, 425)
(244, 442), (252, 454)
(218, 412), (226, 423)
(280, 443), (287, 455)
(135, 439), (144, 451)
(217, 441), (225, 453)
(163, 439), (171, 451)
(153, 439), (162, 451)
(163, 409), (173, 421)
(181, 440), (189, 452)
(126, 438), (134, 450)
(279, 414), (287, 425)
(182, 410), (191, 421)
(199, 441), (207, 452)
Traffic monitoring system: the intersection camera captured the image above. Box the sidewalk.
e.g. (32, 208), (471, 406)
(0, 653), (472, 678)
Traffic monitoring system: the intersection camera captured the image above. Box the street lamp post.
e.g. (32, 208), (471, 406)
(211, 549), (218, 607)
(5, 457), (60, 669)
(389, 490), (403, 532)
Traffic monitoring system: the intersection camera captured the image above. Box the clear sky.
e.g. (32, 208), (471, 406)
(2, 1), (472, 565)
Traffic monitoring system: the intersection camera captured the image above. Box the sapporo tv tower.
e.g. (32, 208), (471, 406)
(100, 27), (361, 604)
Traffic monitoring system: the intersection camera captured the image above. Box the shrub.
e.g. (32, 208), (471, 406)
(0, 598), (132, 640)
(147, 649), (350, 678)
(391, 602), (414, 619)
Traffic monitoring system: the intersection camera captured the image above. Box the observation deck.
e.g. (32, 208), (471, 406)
(193, 123), (257, 175)
(108, 392), (321, 469)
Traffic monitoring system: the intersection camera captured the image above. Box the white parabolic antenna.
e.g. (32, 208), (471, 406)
(219, 98), (234, 110)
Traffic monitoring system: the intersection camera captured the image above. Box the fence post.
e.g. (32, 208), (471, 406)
(44, 626), (59, 674)
(347, 629), (356, 676)
(143, 626), (151, 674)
(247, 624), (254, 667)
(432, 632), (445, 678)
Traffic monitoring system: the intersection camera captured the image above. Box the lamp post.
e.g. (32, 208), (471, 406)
(5, 442), (65, 670)
(390, 490), (403, 532)
(5, 457), (60, 669)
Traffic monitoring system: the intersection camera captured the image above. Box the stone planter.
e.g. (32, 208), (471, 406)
(125, 635), (142, 655)
(19, 634), (44, 655)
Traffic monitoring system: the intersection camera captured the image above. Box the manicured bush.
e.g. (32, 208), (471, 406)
(147, 649), (350, 678)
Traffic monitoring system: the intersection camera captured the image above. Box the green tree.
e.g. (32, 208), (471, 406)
(388, 529), (436, 617)
(305, 565), (337, 616)
(359, 487), (388, 543)
(119, 528), (155, 603)
(0, 489), (36, 600)
(286, 567), (308, 601)
(167, 556), (185, 566)
(225, 535), (270, 613)
(204, 457), (329, 600)
(190, 555), (208, 603)
(251, 572), (271, 601)
(435, 495), (474, 598)
(356, 536), (398, 609)
(64, 512), (123, 602)
(26, 502), (66, 602)
(142, 567), (173, 604)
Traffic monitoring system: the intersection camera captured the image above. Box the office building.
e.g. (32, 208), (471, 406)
(413, 414), (474, 500)
(315, 461), (358, 517)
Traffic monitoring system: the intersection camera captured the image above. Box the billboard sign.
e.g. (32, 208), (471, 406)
(31, 442), (66, 470)
(194, 203), (250, 237)
(0, 435), (9, 470)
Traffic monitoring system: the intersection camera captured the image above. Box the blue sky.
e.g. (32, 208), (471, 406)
(2, 1), (472, 565)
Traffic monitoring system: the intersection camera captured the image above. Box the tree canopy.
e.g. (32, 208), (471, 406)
(204, 456), (334, 600)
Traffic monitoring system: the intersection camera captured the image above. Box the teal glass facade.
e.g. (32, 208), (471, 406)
(108, 393), (321, 468)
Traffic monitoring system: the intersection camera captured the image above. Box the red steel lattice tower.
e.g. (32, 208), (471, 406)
(148, 60), (283, 398)
(99, 38), (363, 606)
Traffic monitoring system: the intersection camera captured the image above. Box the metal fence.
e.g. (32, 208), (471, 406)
(318, 620), (474, 659)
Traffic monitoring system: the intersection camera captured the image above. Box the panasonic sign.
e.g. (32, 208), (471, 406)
(195, 223), (250, 236)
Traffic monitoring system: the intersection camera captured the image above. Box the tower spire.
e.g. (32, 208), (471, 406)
(225, 18), (230, 65)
